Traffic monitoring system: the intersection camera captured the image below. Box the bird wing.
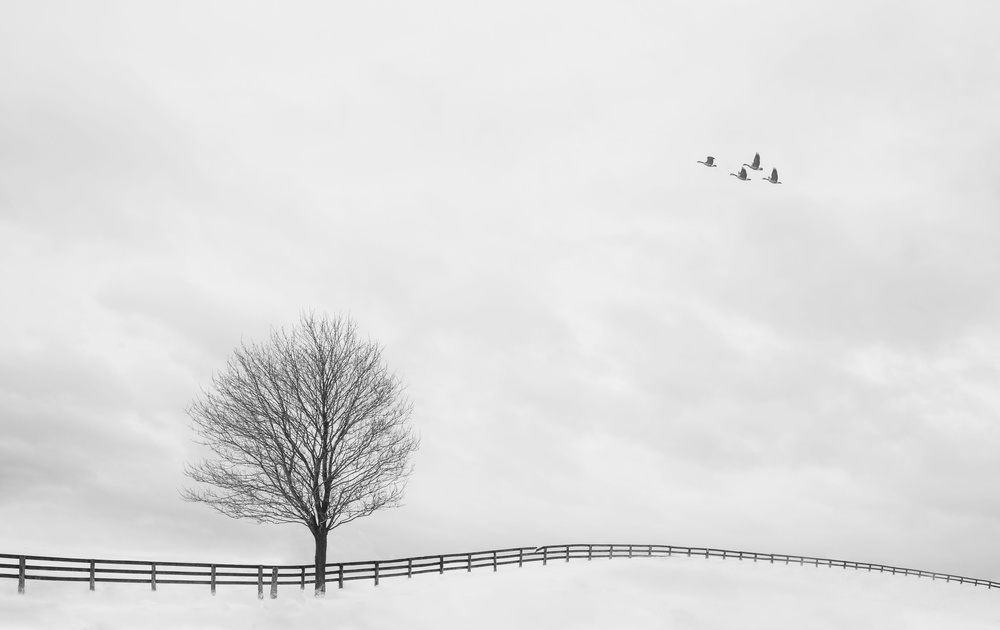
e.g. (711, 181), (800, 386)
(771, 168), (778, 179)
(752, 153), (760, 168)
(740, 167), (747, 177)
(706, 156), (715, 165)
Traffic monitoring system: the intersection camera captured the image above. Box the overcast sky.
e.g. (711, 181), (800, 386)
(2, 0), (1000, 582)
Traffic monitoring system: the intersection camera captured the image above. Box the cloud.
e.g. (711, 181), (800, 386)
(1, 0), (999, 583)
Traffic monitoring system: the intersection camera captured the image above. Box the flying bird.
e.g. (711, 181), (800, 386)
(763, 168), (782, 184)
(743, 152), (763, 171)
(729, 167), (750, 181)
(697, 156), (717, 167)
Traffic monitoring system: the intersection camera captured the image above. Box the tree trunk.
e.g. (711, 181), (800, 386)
(313, 529), (328, 596)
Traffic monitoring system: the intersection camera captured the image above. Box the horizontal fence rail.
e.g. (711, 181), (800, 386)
(2, 544), (997, 598)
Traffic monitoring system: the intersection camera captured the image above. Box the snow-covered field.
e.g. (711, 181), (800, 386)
(3, 555), (998, 629)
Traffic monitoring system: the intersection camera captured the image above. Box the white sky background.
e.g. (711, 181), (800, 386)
(2, 0), (1000, 584)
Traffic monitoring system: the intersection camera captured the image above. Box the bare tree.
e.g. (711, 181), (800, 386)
(182, 312), (419, 594)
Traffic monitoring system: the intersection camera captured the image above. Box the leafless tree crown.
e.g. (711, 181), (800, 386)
(183, 312), (419, 535)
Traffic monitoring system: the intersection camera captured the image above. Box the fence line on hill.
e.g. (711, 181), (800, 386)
(2, 544), (997, 598)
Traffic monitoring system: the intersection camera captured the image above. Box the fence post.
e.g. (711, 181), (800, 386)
(270, 567), (278, 599)
(211, 565), (217, 595)
(89, 560), (96, 591)
(257, 566), (264, 599)
(543, 547), (548, 566)
(18, 556), (25, 594)
(518, 549), (523, 568)
(300, 566), (305, 590)
(408, 558), (413, 578)
(439, 556), (444, 574)
(494, 551), (498, 572)
(588, 545), (593, 561)
(648, 545), (652, 557)
(628, 545), (633, 558)
(565, 546), (570, 563)
(338, 564), (344, 589)
(467, 554), (471, 572)
(151, 563), (157, 591)
(608, 545), (613, 560)
(374, 562), (380, 586)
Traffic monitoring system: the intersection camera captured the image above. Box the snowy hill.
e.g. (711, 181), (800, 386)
(4, 555), (998, 630)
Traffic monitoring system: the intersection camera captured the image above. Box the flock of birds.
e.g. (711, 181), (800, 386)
(698, 152), (781, 184)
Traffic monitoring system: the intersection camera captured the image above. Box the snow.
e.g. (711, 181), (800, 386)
(3, 555), (998, 629)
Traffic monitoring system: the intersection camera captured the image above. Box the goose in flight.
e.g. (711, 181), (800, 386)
(763, 168), (782, 184)
(743, 152), (763, 171)
(729, 166), (750, 181)
(697, 156), (717, 167)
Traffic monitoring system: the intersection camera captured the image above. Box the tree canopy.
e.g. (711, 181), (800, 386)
(183, 312), (419, 593)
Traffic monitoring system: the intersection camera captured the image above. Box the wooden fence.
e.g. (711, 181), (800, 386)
(2, 543), (997, 598)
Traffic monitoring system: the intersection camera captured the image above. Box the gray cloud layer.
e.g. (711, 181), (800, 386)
(2, 0), (999, 578)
